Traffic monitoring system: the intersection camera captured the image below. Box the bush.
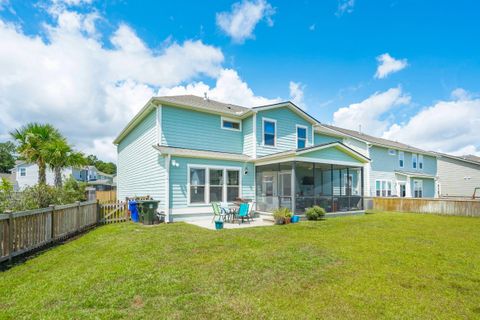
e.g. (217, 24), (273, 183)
(305, 206), (326, 221)
(273, 207), (292, 224)
(58, 176), (87, 204)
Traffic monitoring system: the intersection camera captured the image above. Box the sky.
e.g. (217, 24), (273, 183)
(0, 0), (479, 162)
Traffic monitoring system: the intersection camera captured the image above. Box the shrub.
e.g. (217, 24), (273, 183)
(305, 206), (326, 221)
(273, 207), (292, 224)
(58, 176), (87, 204)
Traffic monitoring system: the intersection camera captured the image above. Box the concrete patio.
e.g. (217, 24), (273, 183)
(186, 217), (274, 230)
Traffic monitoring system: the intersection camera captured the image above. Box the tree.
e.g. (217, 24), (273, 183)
(43, 138), (87, 188)
(85, 154), (116, 174)
(0, 141), (16, 173)
(10, 123), (61, 185)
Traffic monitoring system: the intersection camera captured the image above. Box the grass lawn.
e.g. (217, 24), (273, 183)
(1, 212), (480, 319)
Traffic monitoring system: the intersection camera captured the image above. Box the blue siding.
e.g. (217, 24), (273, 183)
(314, 133), (341, 145)
(242, 116), (254, 157)
(161, 105), (243, 154)
(169, 157), (254, 209)
(370, 145), (437, 175)
(256, 107), (312, 157)
(411, 178), (435, 198)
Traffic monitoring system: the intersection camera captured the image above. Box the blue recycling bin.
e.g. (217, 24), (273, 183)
(128, 200), (139, 223)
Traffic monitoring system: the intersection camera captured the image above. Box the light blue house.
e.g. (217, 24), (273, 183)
(115, 95), (372, 222)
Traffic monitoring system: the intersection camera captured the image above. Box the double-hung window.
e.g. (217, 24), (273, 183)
(412, 154), (418, 169)
(375, 180), (392, 197)
(189, 167), (241, 204)
(296, 125), (307, 149)
(20, 167), (26, 177)
(263, 119), (276, 146)
(189, 168), (206, 203)
(418, 154), (424, 170)
(398, 151), (404, 168)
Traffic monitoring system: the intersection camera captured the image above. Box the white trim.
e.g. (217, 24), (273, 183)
(418, 154), (424, 171)
(186, 164), (242, 206)
(19, 167), (27, 177)
(153, 145), (251, 162)
(157, 105), (162, 145)
(295, 157), (366, 167)
(413, 179), (423, 198)
(412, 153), (418, 169)
(253, 102), (318, 125)
(262, 117), (277, 147)
(253, 113), (257, 158)
(375, 179), (393, 197)
(220, 116), (242, 131)
(311, 125), (314, 147)
(296, 124), (308, 149)
(388, 149), (396, 156)
(165, 154), (171, 222)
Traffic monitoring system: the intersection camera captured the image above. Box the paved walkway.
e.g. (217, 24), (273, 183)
(186, 218), (274, 230)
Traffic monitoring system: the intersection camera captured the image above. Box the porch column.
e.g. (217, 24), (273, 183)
(291, 161), (296, 214)
(361, 166), (364, 210)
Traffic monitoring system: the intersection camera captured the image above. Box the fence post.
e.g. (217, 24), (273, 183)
(49, 204), (55, 241)
(96, 200), (101, 225)
(6, 210), (13, 264)
(125, 200), (129, 222)
(76, 201), (81, 230)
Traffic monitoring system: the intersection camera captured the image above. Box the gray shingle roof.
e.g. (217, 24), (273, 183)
(321, 124), (431, 154)
(462, 154), (480, 163)
(154, 95), (250, 116)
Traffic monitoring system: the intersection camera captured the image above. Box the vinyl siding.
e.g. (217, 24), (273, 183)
(242, 116), (254, 157)
(117, 109), (165, 209)
(15, 164), (73, 190)
(437, 157), (480, 197)
(314, 133), (340, 145)
(256, 107), (312, 157)
(343, 137), (369, 156)
(161, 105), (243, 154)
(370, 146), (437, 176)
(169, 157), (254, 209)
(411, 178), (435, 198)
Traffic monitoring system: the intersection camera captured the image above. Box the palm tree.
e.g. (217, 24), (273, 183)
(43, 138), (87, 188)
(10, 123), (61, 185)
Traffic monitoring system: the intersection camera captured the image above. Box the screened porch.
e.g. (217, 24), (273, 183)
(255, 161), (364, 214)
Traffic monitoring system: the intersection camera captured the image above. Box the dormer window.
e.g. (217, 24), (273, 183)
(221, 117), (241, 131)
(263, 118), (276, 146)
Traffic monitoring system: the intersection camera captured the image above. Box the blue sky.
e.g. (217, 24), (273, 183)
(0, 0), (479, 161)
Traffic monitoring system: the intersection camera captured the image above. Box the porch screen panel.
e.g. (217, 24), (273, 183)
(295, 162), (314, 213)
(209, 169), (223, 202)
(190, 168), (206, 203)
(227, 170), (240, 202)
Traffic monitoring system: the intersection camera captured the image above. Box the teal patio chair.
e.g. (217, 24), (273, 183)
(237, 203), (250, 225)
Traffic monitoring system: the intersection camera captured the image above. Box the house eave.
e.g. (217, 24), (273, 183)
(153, 145), (252, 162)
(252, 101), (319, 125)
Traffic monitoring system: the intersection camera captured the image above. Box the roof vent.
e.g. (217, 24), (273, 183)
(203, 92), (209, 101)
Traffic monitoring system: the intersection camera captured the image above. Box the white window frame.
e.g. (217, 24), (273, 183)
(220, 116), (242, 131)
(187, 164), (242, 206)
(418, 154), (424, 170)
(375, 179), (393, 197)
(296, 124), (308, 149)
(388, 149), (396, 156)
(398, 151), (404, 168)
(262, 117), (277, 147)
(19, 167), (26, 177)
(412, 153), (418, 169)
(413, 179), (423, 198)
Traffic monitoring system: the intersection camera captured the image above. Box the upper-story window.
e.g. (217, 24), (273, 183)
(296, 125), (307, 149)
(221, 117), (241, 131)
(418, 154), (424, 170)
(412, 154), (418, 169)
(263, 118), (276, 146)
(388, 149), (396, 156)
(398, 151), (404, 168)
(20, 167), (26, 177)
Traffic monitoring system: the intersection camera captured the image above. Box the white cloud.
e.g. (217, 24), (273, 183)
(289, 81), (306, 110)
(383, 89), (480, 155)
(216, 0), (275, 43)
(157, 69), (280, 108)
(333, 87), (411, 136)
(374, 53), (408, 79)
(336, 0), (355, 16)
(0, 6), (226, 162)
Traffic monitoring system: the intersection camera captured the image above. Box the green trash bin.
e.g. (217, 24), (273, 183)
(137, 200), (160, 225)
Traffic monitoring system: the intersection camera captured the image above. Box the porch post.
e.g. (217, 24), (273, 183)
(361, 166), (364, 210)
(291, 161), (296, 214)
(330, 164), (334, 212)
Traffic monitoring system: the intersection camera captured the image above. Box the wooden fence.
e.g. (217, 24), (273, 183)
(99, 201), (129, 224)
(0, 201), (98, 263)
(372, 197), (480, 217)
(96, 190), (117, 203)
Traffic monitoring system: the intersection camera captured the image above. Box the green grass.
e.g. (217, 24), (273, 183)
(1, 213), (480, 319)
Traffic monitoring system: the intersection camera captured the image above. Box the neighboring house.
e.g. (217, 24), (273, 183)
(434, 153), (480, 198)
(12, 161), (102, 190)
(87, 171), (116, 191)
(313, 125), (438, 198)
(115, 95), (370, 222)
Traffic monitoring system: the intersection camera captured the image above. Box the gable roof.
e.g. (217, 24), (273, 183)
(156, 95), (250, 116)
(252, 101), (319, 125)
(462, 154), (480, 164)
(317, 124), (433, 155)
(433, 152), (480, 166)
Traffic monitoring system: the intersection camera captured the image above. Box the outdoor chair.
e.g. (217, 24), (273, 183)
(246, 201), (255, 221)
(211, 202), (225, 222)
(236, 202), (250, 225)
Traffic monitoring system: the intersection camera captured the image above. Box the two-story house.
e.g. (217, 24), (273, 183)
(115, 95), (370, 222)
(313, 125), (438, 198)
